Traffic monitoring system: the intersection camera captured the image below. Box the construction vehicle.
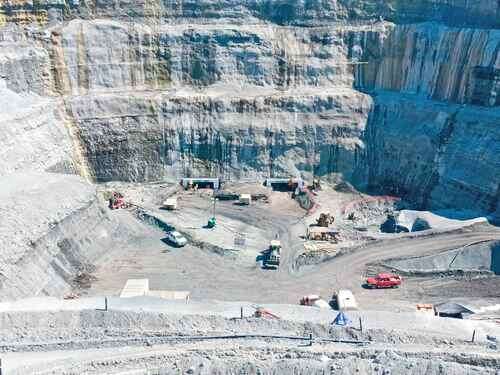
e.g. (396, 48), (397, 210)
(331, 289), (358, 310)
(162, 197), (178, 210)
(316, 213), (334, 227)
(366, 273), (402, 289)
(207, 216), (216, 228)
(109, 192), (127, 210)
(264, 178), (301, 192)
(239, 193), (251, 205)
(214, 190), (239, 200)
(263, 240), (281, 269)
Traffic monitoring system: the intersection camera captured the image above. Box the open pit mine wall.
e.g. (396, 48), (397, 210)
(0, 173), (135, 301)
(66, 90), (373, 183)
(358, 24), (500, 213)
(0, 196), (108, 300)
(364, 92), (500, 213)
(1, 0), (499, 28)
(0, 1), (499, 216)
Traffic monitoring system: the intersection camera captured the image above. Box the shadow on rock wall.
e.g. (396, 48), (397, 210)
(356, 91), (500, 221)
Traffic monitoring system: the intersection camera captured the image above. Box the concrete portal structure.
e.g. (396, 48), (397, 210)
(265, 178), (302, 192)
(181, 178), (221, 190)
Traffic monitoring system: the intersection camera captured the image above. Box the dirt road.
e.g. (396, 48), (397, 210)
(87, 190), (500, 311)
(89, 194), (500, 309)
(6, 190), (500, 374)
(296, 226), (500, 309)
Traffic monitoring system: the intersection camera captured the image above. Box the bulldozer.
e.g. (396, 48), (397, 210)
(316, 213), (334, 227)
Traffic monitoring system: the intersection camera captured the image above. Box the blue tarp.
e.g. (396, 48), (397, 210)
(332, 311), (351, 326)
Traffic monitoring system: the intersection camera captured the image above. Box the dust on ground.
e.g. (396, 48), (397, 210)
(85, 181), (500, 314)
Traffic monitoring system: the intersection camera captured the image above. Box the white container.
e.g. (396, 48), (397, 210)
(239, 194), (251, 205)
(335, 289), (358, 310)
(163, 198), (178, 210)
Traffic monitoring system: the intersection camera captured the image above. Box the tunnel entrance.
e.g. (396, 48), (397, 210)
(264, 178), (299, 192)
(181, 178), (221, 190)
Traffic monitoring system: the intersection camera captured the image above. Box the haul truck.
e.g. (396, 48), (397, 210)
(263, 240), (281, 269)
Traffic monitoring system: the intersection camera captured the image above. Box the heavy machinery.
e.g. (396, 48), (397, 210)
(162, 197), (178, 210)
(331, 289), (358, 310)
(239, 193), (251, 205)
(366, 273), (402, 289)
(263, 240), (281, 269)
(316, 213), (334, 227)
(109, 192), (127, 210)
(207, 216), (216, 228)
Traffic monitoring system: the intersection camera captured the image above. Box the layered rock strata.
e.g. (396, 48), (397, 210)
(0, 1), (498, 218)
(0, 172), (138, 300)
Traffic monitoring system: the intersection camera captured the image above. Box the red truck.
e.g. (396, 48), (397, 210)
(366, 273), (402, 289)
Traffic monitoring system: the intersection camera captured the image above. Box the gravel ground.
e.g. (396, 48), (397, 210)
(85, 191), (500, 311)
(1, 299), (499, 374)
(2, 181), (498, 373)
(6, 341), (500, 374)
(1, 297), (499, 343)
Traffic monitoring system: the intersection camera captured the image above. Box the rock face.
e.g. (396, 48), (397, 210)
(67, 88), (372, 182)
(0, 173), (106, 300)
(363, 92), (500, 212)
(2, 0), (499, 27)
(361, 23), (500, 105)
(0, 0), (499, 218)
(0, 82), (75, 176)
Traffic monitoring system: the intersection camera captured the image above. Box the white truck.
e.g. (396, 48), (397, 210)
(239, 194), (251, 205)
(332, 289), (358, 310)
(162, 197), (178, 210)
